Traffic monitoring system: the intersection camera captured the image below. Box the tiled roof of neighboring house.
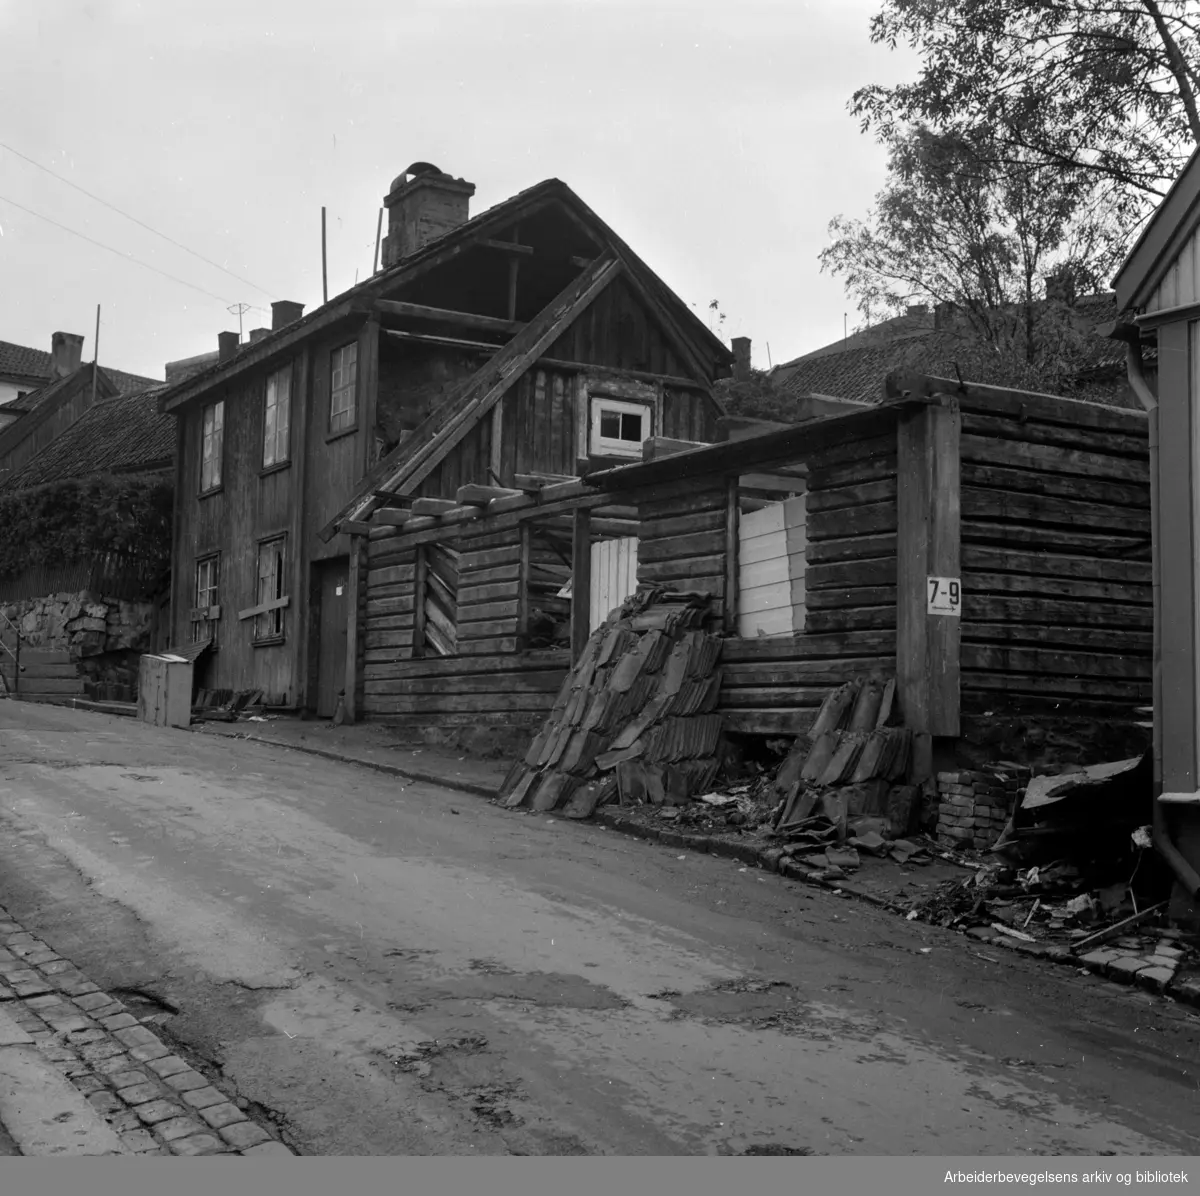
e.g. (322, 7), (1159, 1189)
(0, 342), (159, 409)
(1, 385), (174, 491)
(769, 294), (1137, 410)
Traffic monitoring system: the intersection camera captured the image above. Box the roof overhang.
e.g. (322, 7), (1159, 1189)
(1114, 147), (1200, 311)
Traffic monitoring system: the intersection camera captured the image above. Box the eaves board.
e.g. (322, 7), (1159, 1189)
(1114, 146), (1200, 311)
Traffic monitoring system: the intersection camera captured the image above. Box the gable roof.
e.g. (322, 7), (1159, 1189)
(1, 384), (173, 491)
(0, 364), (121, 468)
(766, 294), (1134, 411)
(1113, 146), (1200, 311)
(159, 177), (732, 414)
(0, 340), (159, 402)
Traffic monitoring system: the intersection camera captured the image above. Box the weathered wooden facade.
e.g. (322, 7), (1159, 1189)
(1113, 146), (1200, 912)
(159, 163), (730, 718)
(347, 373), (1152, 764)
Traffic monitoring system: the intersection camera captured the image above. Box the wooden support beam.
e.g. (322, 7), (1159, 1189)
(372, 491), (412, 508)
(410, 497), (461, 517)
(483, 238), (535, 255)
(374, 509), (413, 526)
(411, 546), (428, 659)
(344, 537), (361, 723)
(238, 595), (290, 621)
(896, 402), (961, 737)
(456, 483), (525, 505)
(514, 472), (577, 491)
(341, 520), (374, 535)
(724, 478), (740, 634)
(570, 509), (592, 664)
(383, 329), (503, 353)
(507, 257), (520, 323)
(374, 299), (524, 336)
(569, 255), (593, 269)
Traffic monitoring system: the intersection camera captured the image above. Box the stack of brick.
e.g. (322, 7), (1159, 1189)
(936, 767), (1031, 850)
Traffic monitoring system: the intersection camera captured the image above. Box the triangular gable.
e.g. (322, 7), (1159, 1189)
(1114, 146), (1200, 311)
(321, 256), (623, 539)
(0, 364), (119, 463)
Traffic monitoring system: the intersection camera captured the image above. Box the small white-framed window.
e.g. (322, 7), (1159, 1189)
(255, 537), (287, 641)
(589, 397), (652, 458)
(200, 400), (224, 492)
(330, 343), (358, 432)
(263, 365), (291, 467)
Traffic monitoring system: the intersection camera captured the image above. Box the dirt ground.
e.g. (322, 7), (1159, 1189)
(1, 700), (1197, 1156)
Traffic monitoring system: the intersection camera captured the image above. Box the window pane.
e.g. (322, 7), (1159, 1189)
(600, 411), (621, 438)
(620, 412), (643, 441)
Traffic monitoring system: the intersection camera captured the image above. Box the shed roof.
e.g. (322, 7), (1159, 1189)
(0, 384), (173, 491)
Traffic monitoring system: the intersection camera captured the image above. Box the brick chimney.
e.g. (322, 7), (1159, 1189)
(731, 336), (752, 382)
(271, 301), (304, 330)
(50, 331), (84, 379)
(381, 162), (475, 269)
(248, 327), (271, 344)
(218, 331), (240, 363)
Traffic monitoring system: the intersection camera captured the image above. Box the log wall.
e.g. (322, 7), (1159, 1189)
(957, 400), (1152, 717)
(635, 481), (729, 611)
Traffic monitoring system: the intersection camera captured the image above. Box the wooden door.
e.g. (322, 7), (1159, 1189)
(316, 557), (350, 718)
(589, 537), (638, 632)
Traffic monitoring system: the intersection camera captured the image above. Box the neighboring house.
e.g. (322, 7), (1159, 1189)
(157, 162), (732, 721)
(1112, 147), (1200, 918)
(0, 331), (157, 430)
(762, 295), (1143, 412)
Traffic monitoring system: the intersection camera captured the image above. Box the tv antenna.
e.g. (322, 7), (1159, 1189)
(227, 302), (251, 343)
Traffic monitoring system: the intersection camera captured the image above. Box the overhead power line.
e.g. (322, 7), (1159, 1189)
(0, 140), (278, 301)
(0, 192), (235, 306)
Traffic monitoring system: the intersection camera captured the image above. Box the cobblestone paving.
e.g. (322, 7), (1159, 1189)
(0, 908), (294, 1157)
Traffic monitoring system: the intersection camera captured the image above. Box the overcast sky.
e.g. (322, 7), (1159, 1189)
(0, 0), (918, 382)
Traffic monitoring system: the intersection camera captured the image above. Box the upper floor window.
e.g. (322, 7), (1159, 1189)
(264, 365), (291, 467)
(590, 397), (652, 458)
(200, 400), (224, 491)
(330, 343), (358, 433)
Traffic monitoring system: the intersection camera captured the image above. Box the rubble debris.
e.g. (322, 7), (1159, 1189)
(499, 589), (725, 815)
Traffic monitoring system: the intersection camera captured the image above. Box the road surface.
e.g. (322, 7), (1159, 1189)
(0, 700), (1196, 1156)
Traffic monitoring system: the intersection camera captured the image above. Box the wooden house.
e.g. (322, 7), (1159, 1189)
(158, 163), (731, 719)
(340, 372), (1152, 771)
(1112, 148), (1200, 911)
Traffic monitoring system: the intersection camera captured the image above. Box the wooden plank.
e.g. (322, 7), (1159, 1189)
(960, 545), (1151, 583)
(807, 502), (896, 541)
(570, 509), (591, 663)
(805, 533), (897, 565)
(928, 402), (961, 735)
(724, 478), (740, 634)
(637, 529), (724, 564)
(719, 709), (811, 735)
(806, 607), (896, 632)
(457, 618), (521, 640)
(363, 671), (567, 696)
(460, 544), (523, 571)
(374, 509), (414, 527)
(721, 629), (895, 662)
(238, 595), (290, 621)
(961, 462), (1148, 508)
(722, 659), (895, 686)
(411, 545), (428, 658)
(638, 554), (726, 584)
(807, 453), (898, 490)
(961, 488), (1147, 533)
(362, 693), (559, 714)
(962, 594), (1153, 628)
(411, 497), (461, 517)
(458, 581), (520, 606)
(807, 585), (897, 610)
(959, 433), (1149, 484)
(457, 599), (520, 621)
(367, 563), (417, 586)
(344, 537), (362, 722)
(720, 687), (831, 708)
(342, 521), (373, 536)
(960, 622), (1152, 653)
(960, 520), (1149, 557)
(962, 570), (1150, 605)
(365, 595), (416, 618)
(960, 411), (1147, 458)
(375, 651), (569, 679)
(457, 483), (524, 505)
(374, 298), (523, 335)
(806, 478), (897, 513)
(959, 671), (1150, 702)
(637, 509), (726, 542)
(960, 645), (1150, 680)
(806, 558), (896, 590)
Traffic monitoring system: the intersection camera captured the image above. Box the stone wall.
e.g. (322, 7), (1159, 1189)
(1, 591), (156, 698)
(936, 766), (1032, 852)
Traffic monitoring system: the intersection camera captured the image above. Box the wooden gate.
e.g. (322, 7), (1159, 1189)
(589, 537), (638, 632)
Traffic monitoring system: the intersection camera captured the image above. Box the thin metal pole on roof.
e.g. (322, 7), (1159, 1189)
(373, 208), (383, 275)
(321, 207), (329, 304)
(90, 304), (100, 406)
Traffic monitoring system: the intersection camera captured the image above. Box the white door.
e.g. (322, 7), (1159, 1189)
(590, 537), (638, 632)
(737, 493), (806, 636)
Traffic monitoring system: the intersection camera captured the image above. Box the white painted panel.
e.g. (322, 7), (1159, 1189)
(740, 531), (792, 566)
(737, 604), (793, 638)
(739, 556), (789, 591)
(737, 488), (809, 638)
(590, 537), (638, 633)
(742, 503), (786, 537)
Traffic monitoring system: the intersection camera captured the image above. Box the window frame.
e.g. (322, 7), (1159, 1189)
(191, 554), (220, 644)
(253, 536), (288, 644)
(589, 396), (653, 458)
(263, 364), (292, 469)
(199, 400), (225, 493)
(329, 342), (358, 434)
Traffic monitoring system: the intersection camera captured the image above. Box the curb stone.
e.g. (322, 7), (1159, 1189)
(187, 727), (1200, 1018)
(0, 910), (297, 1157)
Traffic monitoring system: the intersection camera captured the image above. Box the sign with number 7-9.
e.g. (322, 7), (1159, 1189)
(927, 576), (961, 616)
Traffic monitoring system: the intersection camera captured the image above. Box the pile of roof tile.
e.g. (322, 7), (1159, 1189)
(499, 588), (724, 818)
(770, 674), (916, 844)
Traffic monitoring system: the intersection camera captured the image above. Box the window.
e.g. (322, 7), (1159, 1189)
(191, 556), (219, 643)
(200, 401), (224, 491)
(330, 343), (358, 432)
(263, 365), (291, 467)
(590, 397), (652, 458)
(255, 537), (287, 641)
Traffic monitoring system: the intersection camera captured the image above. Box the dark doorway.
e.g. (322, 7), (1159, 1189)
(314, 556), (350, 718)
